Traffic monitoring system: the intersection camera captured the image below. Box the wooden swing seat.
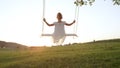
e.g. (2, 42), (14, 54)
(41, 34), (77, 36)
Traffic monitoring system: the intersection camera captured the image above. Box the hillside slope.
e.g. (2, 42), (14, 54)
(0, 41), (27, 49)
(0, 39), (120, 68)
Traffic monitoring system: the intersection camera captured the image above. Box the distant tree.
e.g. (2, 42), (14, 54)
(74, 0), (120, 6)
(0, 41), (6, 48)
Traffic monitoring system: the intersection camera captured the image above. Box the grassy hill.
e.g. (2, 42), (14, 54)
(0, 41), (28, 49)
(0, 39), (120, 68)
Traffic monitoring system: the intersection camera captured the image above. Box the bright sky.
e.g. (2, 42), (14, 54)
(0, 0), (120, 46)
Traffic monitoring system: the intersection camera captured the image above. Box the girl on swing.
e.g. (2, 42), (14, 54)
(43, 12), (76, 45)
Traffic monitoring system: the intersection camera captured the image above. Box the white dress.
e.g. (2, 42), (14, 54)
(52, 21), (66, 45)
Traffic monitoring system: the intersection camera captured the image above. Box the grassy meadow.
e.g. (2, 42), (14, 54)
(0, 39), (120, 68)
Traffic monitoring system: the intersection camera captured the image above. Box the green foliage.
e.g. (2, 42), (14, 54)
(74, 0), (95, 6)
(0, 40), (120, 68)
(74, 0), (120, 6)
(113, 0), (120, 5)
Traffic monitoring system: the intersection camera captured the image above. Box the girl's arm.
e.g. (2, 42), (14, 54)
(43, 18), (54, 26)
(65, 20), (76, 26)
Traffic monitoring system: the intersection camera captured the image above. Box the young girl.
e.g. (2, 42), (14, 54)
(43, 12), (75, 45)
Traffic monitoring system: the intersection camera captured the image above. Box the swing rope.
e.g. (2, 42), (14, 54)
(74, 3), (79, 35)
(42, 0), (45, 34)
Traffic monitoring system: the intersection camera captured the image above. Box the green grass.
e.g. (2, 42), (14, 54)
(0, 40), (120, 68)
